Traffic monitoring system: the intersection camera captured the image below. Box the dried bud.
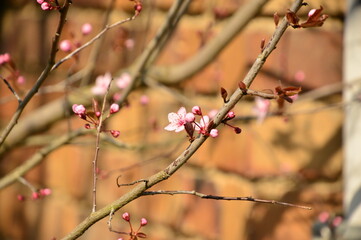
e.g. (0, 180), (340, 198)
(238, 81), (248, 94)
(273, 12), (279, 27)
(221, 87), (228, 103)
(234, 127), (242, 134)
(260, 38), (265, 52)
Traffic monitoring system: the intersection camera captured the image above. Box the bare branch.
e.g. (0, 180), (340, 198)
(142, 190), (312, 210)
(0, 75), (22, 103)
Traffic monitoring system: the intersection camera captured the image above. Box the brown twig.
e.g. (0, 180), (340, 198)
(142, 190), (312, 210)
(0, 75), (22, 103)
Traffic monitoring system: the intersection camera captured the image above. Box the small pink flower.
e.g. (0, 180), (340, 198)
(37, 0), (45, 4)
(41, 2), (52, 10)
(81, 23), (93, 35)
(195, 115), (210, 131)
(253, 97), (270, 124)
(227, 111), (235, 119)
(91, 72), (112, 95)
(110, 130), (120, 138)
(40, 188), (52, 196)
(124, 39), (135, 49)
(164, 107), (187, 132)
(116, 73), (131, 89)
(110, 103), (120, 114)
(0, 53), (11, 65)
(59, 40), (72, 52)
(17, 194), (26, 201)
(140, 95), (149, 105)
(192, 106), (202, 115)
(122, 212), (130, 221)
(17, 75), (26, 85)
(185, 112), (195, 123)
(308, 9), (317, 17)
(32, 192), (40, 200)
(140, 218), (148, 226)
(209, 129), (218, 138)
(72, 104), (86, 115)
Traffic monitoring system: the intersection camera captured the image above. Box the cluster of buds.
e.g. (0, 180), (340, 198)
(72, 99), (120, 138)
(36, 0), (60, 11)
(286, 5), (328, 29)
(0, 53), (25, 85)
(59, 23), (93, 53)
(164, 106), (241, 142)
(17, 188), (52, 202)
(116, 212), (147, 240)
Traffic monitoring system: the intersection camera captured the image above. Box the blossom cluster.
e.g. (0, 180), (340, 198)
(17, 188), (52, 202)
(72, 100), (120, 138)
(59, 23), (93, 53)
(116, 212), (147, 240)
(165, 106), (241, 141)
(36, 0), (59, 11)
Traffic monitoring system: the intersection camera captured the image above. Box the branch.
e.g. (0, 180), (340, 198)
(60, 1), (305, 239)
(0, 129), (87, 190)
(148, 0), (268, 84)
(142, 190), (312, 210)
(0, 0), (72, 147)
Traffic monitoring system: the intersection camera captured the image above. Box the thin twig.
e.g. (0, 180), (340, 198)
(92, 80), (113, 213)
(0, 129), (87, 190)
(51, 14), (137, 72)
(0, 75), (22, 103)
(142, 190), (312, 210)
(0, 0), (72, 147)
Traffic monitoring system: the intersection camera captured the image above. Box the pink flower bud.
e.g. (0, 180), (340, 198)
(40, 188), (52, 196)
(185, 112), (195, 123)
(140, 95), (149, 105)
(72, 104), (86, 115)
(110, 103), (120, 114)
(122, 212), (130, 221)
(17, 75), (26, 85)
(227, 111), (235, 119)
(81, 23), (93, 35)
(209, 129), (218, 138)
(192, 106), (202, 115)
(37, 0), (45, 3)
(17, 194), (26, 201)
(140, 217), (148, 226)
(95, 111), (101, 118)
(308, 9), (317, 17)
(110, 130), (120, 138)
(59, 40), (72, 52)
(41, 2), (52, 10)
(32, 192), (40, 200)
(84, 123), (91, 129)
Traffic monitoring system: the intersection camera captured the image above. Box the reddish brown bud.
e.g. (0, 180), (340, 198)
(221, 87), (228, 103)
(234, 127), (242, 134)
(238, 81), (248, 94)
(273, 12), (279, 27)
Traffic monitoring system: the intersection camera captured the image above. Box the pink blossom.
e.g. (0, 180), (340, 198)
(185, 112), (195, 123)
(195, 115), (210, 131)
(91, 72), (112, 95)
(37, 0), (45, 4)
(110, 130), (120, 138)
(164, 107), (187, 132)
(41, 2), (52, 10)
(122, 212), (130, 221)
(208, 109), (218, 119)
(17, 194), (26, 201)
(192, 106), (202, 115)
(17, 75), (26, 85)
(124, 39), (135, 49)
(31, 192), (40, 200)
(308, 9), (317, 17)
(294, 70), (305, 82)
(0, 53), (11, 65)
(253, 97), (270, 124)
(59, 40), (72, 52)
(72, 104), (86, 118)
(140, 95), (149, 105)
(40, 188), (52, 196)
(140, 218), (148, 226)
(209, 129), (218, 138)
(81, 23), (93, 35)
(110, 103), (120, 114)
(116, 73), (131, 89)
(227, 111), (235, 119)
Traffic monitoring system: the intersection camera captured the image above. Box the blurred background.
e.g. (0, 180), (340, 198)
(0, 0), (347, 239)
